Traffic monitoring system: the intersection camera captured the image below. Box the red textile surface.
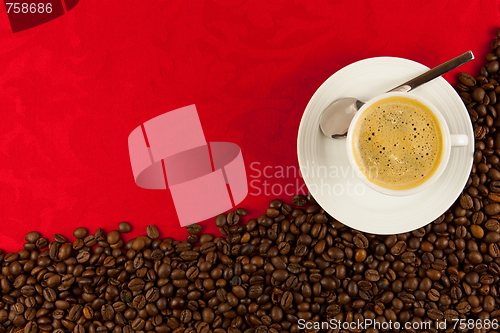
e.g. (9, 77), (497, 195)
(0, 0), (498, 252)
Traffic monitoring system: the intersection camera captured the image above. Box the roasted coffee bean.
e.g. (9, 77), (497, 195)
(180, 250), (199, 261)
(83, 306), (94, 319)
(58, 243), (72, 260)
(280, 291), (293, 309)
(365, 269), (380, 282)
(83, 235), (96, 247)
(215, 214), (227, 227)
(72, 239), (84, 250)
(76, 251), (90, 263)
(24, 308), (36, 321)
(186, 224), (202, 235)
(73, 227), (88, 239)
(353, 233), (369, 249)
(292, 195), (307, 207)
(131, 317), (145, 331)
(73, 324), (84, 333)
(428, 289), (440, 302)
(67, 304), (83, 321)
(42, 288), (56, 302)
(460, 194), (474, 209)
(101, 304), (114, 321)
(13, 302), (24, 315)
(128, 278), (145, 291)
(118, 221), (132, 233)
(24, 321), (37, 333)
(120, 290), (132, 303)
(427, 309), (444, 321)
(485, 203), (500, 215)
(46, 275), (61, 288)
(456, 301), (471, 314)
(25, 232), (40, 243)
(491, 180), (500, 192)
(107, 230), (120, 244)
(147, 225), (160, 239)
(227, 211), (240, 225)
(459, 72), (477, 87)
(390, 241), (406, 255)
(234, 207), (247, 216)
(53, 234), (66, 243)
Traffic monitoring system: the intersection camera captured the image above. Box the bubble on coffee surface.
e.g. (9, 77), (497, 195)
(353, 96), (443, 190)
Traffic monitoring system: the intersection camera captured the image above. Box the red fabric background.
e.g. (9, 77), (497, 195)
(0, 0), (499, 252)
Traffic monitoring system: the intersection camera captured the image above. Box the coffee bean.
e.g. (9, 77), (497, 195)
(132, 237), (146, 250)
(147, 225), (159, 239)
(353, 233), (369, 249)
(390, 241), (406, 255)
(35, 237), (48, 249)
(428, 288), (440, 302)
(107, 230), (120, 244)
(58, 243), (72, 260)
(76, 251), (90, 263)
(128, 278), (145, 291)
(71, 239), (83, 251)
(490, 243), (500, 257)
(118, 221), (131, 233)
(292, 195), (307, 207)
(459, 193), (474, 209)
(180, 250), (199, 261)
(46, 274), (61, 288)
(83, 235), (96, 247)
(235, 207), (247, 216)
(215, 214), (227, 227)
(25, 232), (40, 243)
(73, 227), (88, 239)
(24, 321), (37, 333)
(444, 309), (459, 321)
(42, 288), (56, 302)
(131, 317), (145, 331)
(186, 224), (202, 235)
(490, 180), (500, 192)
(427, 308), (444, 321)
(83, 306), (94, 319)
(456, 301), (471, 314)
(459, 72), (477, 87)
(67, 304), (83, 321)
(280, 291), (293, 309)
(101, 304), (114, 321)
(53, 234), (66, 243)
(73, 324), (84, 333)
(365, 269), (380, 282)
(24, 308), (36, 321)
(399, 292), (415, 303)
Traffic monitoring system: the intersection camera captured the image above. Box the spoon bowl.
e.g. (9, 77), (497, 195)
(319, 98), (363, 139)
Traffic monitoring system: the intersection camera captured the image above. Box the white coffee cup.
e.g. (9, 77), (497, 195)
(346, 92), (468, 196)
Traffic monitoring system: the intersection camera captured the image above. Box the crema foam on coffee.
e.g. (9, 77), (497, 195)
(352, 96), (443, 190)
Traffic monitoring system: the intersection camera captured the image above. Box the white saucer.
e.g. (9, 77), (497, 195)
(297, 57), (474, 234)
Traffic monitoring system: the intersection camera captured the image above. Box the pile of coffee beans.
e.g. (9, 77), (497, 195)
(4, 31), (500, 333)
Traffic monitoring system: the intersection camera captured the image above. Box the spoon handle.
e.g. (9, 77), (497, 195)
(389, 51), (474, 93)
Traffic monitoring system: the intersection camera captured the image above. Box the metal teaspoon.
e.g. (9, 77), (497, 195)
(319, 51), (474, 139)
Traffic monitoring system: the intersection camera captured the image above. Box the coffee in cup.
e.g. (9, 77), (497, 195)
(352, 96), (443, 190)
(346, 92), (468, 196)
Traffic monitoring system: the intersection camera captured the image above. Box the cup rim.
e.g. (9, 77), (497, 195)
(346, 92), (452, 196)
